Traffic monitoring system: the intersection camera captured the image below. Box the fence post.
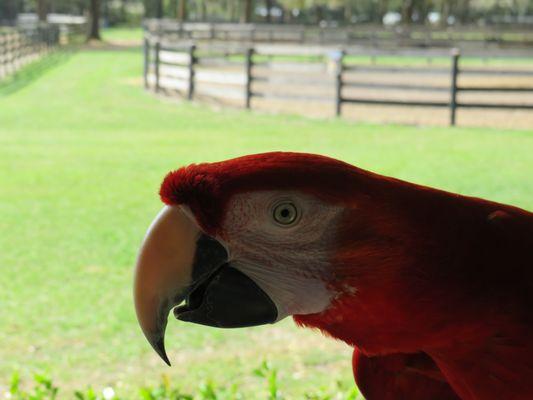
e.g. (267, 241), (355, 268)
(154, 41), (161, 93)
(449, 48), (460, 126)
(187, 44), (196, 100)
(245, 47), (254, 109)
(143, 37), (150, 89)
(334, 49), (345, 117)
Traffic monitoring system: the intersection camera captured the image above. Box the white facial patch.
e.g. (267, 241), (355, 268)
(219, 191), (343, 321)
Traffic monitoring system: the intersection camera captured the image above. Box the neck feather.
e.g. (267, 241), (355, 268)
(295, 174), (533, 356)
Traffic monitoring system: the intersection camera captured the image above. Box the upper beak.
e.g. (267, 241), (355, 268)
(134, 206), (278, 366)
(133, 206), (202, 365)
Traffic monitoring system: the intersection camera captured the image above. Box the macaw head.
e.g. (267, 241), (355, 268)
(134, 152), (436, 364)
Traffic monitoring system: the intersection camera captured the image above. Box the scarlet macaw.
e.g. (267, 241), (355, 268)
(134, 152), (533, 400)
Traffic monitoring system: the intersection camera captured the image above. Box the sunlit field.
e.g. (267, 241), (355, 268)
(0, 41), (531, 398)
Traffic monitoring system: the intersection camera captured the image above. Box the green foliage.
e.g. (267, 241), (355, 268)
(3, 0), (532, 24)
(139, 375), (193, 400)
(6, 368), (358, 400)
(253, 361), (281, 399)
(7, 372), (59, 400)
(74, 387), (100, 400)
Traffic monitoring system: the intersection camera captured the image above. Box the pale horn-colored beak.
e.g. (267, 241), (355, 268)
(133, 206), (200, 365)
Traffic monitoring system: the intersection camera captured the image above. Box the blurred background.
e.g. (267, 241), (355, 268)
(0, 1), (532, 399)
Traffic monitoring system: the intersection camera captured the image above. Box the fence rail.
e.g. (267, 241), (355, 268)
(145, 20), (533, 50)
(143, 36), (533, 126)
(0, 25), (60, 80)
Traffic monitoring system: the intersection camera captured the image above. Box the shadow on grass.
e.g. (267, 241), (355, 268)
(0, 49), (75, 96)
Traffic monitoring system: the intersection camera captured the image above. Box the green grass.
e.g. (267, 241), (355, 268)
(0, 50), (74, 95)
(0, 46), (531, 398)
(102, 27), (144, 42)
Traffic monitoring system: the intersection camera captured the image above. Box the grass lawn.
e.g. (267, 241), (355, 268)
(101, 27), (144, 42)
(0, 42), (532, 398)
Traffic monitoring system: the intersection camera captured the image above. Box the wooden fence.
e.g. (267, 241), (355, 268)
(145, 20), (533, 50)
(0, 25), (60, 80)
(143, 37), (533, 126)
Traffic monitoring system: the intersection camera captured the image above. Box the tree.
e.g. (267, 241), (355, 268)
(0, 0), (19, 23)
(378, 0), (389, 22)
(439, 0), (455, 26)
(88, 0), (101, 40)
(199, 0), (207, 20)
(177, 0), (187, 20)
(241, 0), (252, 23)
(120, 0), (127, 22)
(265, 0), (273, 22)
(311, 0), (327, 24)
(37, 0), (48, 22)
(401, 0), (430, 24)
(402, 0), (416, 24)
(458, 0), (471, 23)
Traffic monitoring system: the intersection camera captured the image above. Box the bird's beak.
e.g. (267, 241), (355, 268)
(134, 206), (202, 365)
(134, 206), (278, 366)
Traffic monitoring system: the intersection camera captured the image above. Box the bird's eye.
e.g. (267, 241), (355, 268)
(272, 202), (298, 226)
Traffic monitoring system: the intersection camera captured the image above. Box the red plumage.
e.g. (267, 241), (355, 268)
(352, 350), (460, 400)
(160, 152), (533, 400)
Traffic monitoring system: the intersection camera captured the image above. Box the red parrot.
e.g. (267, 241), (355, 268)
(134, 152), (533, 400)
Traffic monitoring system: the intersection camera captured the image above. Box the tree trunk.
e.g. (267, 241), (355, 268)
(156, 0), (163, 19)
(88, 0), (101, 40)
(200, 0), (207, 21)
(103, 0), (109, 27)
(178, 0), (187, 21)
(402, 0), (415, 24)
(344, 2), (352, 24)
(459, 0), (471, 24)
(282, 6), (291, 23)
(265, 0), (272, 23)
(378, 0), (389, 22)
(120, 0), (127, 23)
(440, 0), (451, 26)
(228, 0), (236, 22)
(240, 0), (252, 23)
(416, 0), (430, 24)
(316, 5), (324, 24)
(37, 0), (48, 22)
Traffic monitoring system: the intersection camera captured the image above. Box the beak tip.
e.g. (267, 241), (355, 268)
(151, 336), (172, 366)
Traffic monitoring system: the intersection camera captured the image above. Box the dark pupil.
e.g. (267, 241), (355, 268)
(280, 208), (290, 218)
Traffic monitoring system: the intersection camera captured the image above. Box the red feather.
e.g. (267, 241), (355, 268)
(352, 350), (460, 400)
(160, 152), (533, 399)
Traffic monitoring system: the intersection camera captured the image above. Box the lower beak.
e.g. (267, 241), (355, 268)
(134, 206), (278, 366)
